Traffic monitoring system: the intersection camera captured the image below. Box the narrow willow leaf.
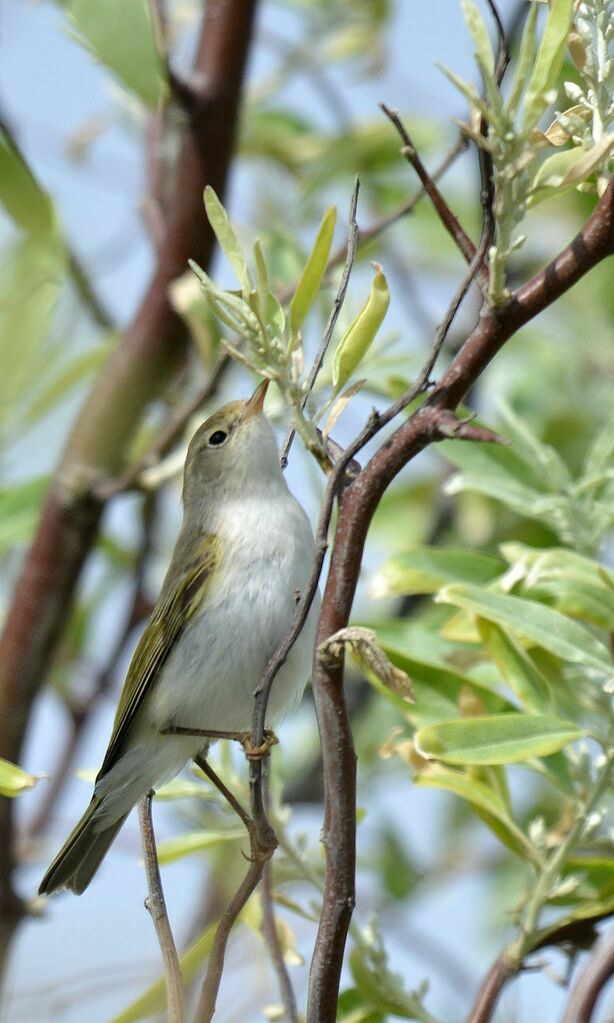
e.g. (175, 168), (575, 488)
(461, 0), (495, 75)
(108, 925), (217, 1023)
(521, 580), (614, 631)
(437, 583), (612, 672)
(68, 0), (168, 107)
(445, 473), (546, 519)
(415, 714), (583, 765)
(289, 205), (336, 334)
(370, 547), (504, 599)
(585, 409), (614, 477)
(507, 0), (538, 117)
(203, 186), (252, 295)
(332, 264), (390, 392)
(376, 643), (512, 726)
(476, 619), (552, 713)
(415, 765), (535, 860)
(499, 542), (614, 591)
(156, 828), (244, 865)
(523, 0), (573, 130)
(0, 130), (53, 234)
(0, 758), (41, 797)
(253, 238), (269, 325)
(499, 401), (570, 488)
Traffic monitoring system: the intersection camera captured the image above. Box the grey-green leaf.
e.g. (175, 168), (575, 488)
(415, 714), (584, 765)
(289, 206), (336, 334)
(204, 187), (252, 295)
(67, 0), (168, 107)
(437, 583), (612, 673)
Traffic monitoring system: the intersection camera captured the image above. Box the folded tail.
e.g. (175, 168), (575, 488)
(39, 797), (128, 896)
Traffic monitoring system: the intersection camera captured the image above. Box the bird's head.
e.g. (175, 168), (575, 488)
(183, 380), (281, 509)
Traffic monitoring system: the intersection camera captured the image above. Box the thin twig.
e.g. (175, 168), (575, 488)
(138, 794), (186, 1023)
(380, 104), (485, 286)
(475, 0), (511, 290)
(260, 860), (298, 1023)
(280, 179), (360, 469)
(561, 926), (614, 1023)
(305, 179), (614, 1023)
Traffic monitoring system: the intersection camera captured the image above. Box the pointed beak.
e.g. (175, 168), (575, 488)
(243, 378), (269, 421)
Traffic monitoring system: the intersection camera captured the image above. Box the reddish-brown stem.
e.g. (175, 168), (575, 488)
(561, 927), (614, 1023)
(0, 0), (259, 973)
(305, 182), (614, 1023)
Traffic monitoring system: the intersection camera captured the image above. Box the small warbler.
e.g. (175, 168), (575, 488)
(40, 380), (318, 895)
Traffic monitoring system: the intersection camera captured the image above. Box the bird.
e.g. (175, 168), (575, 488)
(39, 380), (319, 895)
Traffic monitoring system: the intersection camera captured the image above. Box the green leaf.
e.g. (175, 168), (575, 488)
(67, 0), (168, 107)
(500, 543), (614, 592)
(156, 828), (244, 865)
(108, 925), (217, 1023)
(439, 432), (548, 492)
(289, 205), (336, 334)
(0, 130), (53, 234)
(523, 0), (573, 131)
(415, 713), (584, 765)
(0, 758), (41, 797)
(507, 0), (538, 117)
(371, 547), (504, 599)
(377, 643), (512, 726)
(332, 264), (390, 392)
(437, 583), (612, 673)
(476, 619), (552, 713)
(461, 0), (495, 75)
(414, 765), (535, 860)
(204, 187), (252, 295)
(585, 409), (614, 478)
(338, 988), (385, 1023)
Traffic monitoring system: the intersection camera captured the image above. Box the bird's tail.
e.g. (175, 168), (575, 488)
(39, 797), (128, 896)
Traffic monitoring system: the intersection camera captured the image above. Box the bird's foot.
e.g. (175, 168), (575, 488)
(162, 724), (278, 759)
(236, 729), (279, 760)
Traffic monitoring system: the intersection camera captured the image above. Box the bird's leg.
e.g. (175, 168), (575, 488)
(162, 725), (279, 760)
(193, 754), (253, 834)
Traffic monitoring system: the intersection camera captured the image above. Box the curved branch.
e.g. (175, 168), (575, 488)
(561, 927), (614, 1023)
(0, 0), (259, 971)
(305, 181), (614, 1023)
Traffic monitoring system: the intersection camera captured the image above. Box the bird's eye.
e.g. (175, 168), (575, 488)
(207, 429), (228, 447)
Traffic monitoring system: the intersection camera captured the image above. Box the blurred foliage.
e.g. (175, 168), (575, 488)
(1, 0), (613, 1021)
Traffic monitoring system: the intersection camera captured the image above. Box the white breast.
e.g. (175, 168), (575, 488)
(149, 485), (319, 734)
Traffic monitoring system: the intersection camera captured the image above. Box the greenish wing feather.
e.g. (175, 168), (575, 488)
(97, 534), (219, 779)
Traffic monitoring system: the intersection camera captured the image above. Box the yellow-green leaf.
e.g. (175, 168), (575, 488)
(156, 829), (244, 865)
(332, 264), (390, 392)
(415, 713), (584, 766)
(436, 583), (612, 673)
(289, 206), (336, 334)
(523, 0), (573, 130)
(204, 187), (252, 295)
(108, 924), (217, 1023)
(0, 758), (41, 797)
(415, 765), (535, 860)
(68, 0), (168, 107)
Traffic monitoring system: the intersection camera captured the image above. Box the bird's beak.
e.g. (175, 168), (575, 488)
(243, 378), (269, 421)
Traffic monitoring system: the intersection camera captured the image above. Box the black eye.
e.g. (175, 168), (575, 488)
(208, 429), (228, 447)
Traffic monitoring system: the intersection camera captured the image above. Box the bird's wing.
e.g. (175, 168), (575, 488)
(97, 533), (220, 779)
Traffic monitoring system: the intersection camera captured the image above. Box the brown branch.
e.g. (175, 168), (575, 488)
(192, 755), (276, 1023)
(380, 104), (483, 280)
(305, 180), (614, 1023)
(0, 0), (259, 974)
(138, 794), (186, 1023)
(260, 860), (298, 1023)
(561, 926), (614, 1023)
